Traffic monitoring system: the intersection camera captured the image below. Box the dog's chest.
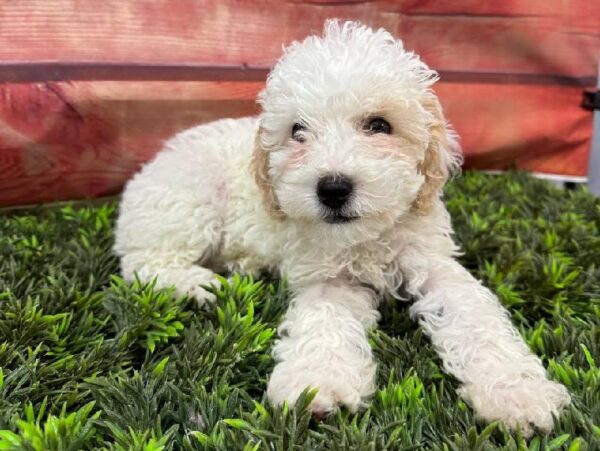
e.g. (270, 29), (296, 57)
(281, 230), (407, 294)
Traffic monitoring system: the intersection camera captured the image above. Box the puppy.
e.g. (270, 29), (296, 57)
(114, 20), (570, 435)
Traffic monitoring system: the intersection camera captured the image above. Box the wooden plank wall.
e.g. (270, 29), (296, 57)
(0, 0), (599, 206)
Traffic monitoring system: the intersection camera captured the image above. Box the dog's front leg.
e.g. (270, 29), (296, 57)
(400, 249), (570, 435)
(267, 282), (379, 415)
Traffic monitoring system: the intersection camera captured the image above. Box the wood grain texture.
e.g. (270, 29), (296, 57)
(0, 79), (592, 206)
(0, 0), (598, 79)
(0, 81), (262, 206)
(0, 0), (598, 205)
(436, 83), (592, 175)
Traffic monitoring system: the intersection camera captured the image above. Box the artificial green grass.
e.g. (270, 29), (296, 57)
(0, 172), (599, 450)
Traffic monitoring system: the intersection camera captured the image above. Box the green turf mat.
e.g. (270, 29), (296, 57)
(0, 172), (599, 450)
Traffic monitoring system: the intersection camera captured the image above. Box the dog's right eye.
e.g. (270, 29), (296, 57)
(364, 117), (392, 135)
(292, 123), (307, 142)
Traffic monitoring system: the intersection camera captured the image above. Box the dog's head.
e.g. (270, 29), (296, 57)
(253, 20), (461, 242)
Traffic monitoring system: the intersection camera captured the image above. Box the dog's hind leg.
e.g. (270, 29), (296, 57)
(114, 178), (224, 306)
(119, 250), (219, 305)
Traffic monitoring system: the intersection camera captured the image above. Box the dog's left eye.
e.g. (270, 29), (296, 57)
(364, 117), (392, 135)
(292, 123), (307, 142)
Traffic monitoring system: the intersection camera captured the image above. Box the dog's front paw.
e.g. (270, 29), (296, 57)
(266, 359), (376, 415)
(164, 267), (218, 306)
(189, 285), (216, 306)
(460, 378), (570, 436)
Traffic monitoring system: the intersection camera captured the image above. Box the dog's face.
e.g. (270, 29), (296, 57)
(254, 21), (460, 242)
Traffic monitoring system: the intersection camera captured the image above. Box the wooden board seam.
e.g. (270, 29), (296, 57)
(0, 63), (596, 86)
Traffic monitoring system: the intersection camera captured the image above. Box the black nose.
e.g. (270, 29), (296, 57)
(317, 175), (354, 210)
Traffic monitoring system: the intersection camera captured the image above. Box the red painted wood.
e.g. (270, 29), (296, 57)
(0, 0), (598, 205)
(0, 81), (262, 206)
(0, 0), (598, 78)
(435, 83), (592, 175)
(0, 79), (592, 206)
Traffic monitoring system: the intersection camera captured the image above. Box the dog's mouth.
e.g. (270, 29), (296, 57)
(322, 213), (360, 224)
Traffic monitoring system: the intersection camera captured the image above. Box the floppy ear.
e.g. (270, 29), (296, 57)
(251, 126), (286, 219)
(412, 95), (462, 215)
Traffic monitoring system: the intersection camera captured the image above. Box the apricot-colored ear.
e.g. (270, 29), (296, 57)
(251, 127), (286, 219)
(412, 95), (462, 215)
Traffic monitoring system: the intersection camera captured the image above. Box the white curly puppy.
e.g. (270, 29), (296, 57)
(114, 20), (570, 434)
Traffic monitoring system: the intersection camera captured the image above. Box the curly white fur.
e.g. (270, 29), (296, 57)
(114, 20), (570, 434)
